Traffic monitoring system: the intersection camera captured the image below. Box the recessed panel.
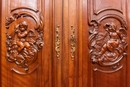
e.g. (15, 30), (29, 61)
(94, 0), (122, 14)
(10, 0), (38, 11)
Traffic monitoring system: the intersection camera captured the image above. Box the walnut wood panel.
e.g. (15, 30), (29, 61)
(10, 0), (39, 12)
(1, 0), (53, 87)
(6, 11), (44, 74)
(126, 1), (130, 87)
(1, 0), (130, 87)
(0, 0), (1, 86)
(62, 0), (69, 87)
(68, 0), (78, 87)
(78, 0), (83, 87)
(61, 0), (80, 87)
(82, 0), (128, 87)
(6, 0), (43, 73)
(88, 0), (127, 72)
(52, 0), (62, 87)
(93, 0), (123, 14)
(82, 0), (89, 86)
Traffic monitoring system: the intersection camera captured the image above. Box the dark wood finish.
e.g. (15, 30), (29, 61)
(0, 0), (1, 86)
(82, 0), (128, 87)
(1, 0), (130, 87)
(1, 0), (52, 87)
(127, 0), (130, 87)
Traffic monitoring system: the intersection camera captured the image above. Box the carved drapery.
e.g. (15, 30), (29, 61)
(6, 10), (44, 73)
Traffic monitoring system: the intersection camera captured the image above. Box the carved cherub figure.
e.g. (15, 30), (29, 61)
(15, 21), (30, 52)
(98, 22), (120, 61)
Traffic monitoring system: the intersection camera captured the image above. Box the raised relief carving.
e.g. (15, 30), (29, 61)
(55, 25), (60, 59)
(6, 11), (44, 73)
(70, 26), (76, 60)
(89, 18), (127, 73)
(88, 0), (127, 73)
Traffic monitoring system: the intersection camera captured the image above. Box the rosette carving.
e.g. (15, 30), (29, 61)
(6, 11), (44, 73)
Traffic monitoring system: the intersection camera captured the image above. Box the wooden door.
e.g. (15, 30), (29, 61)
(1, 0), (53, 87)
(1, 0), (130, 87)
(52, 0), (80, 87)
(82, 0), (130, 87)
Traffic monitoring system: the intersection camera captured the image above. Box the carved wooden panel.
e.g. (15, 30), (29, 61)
(5, 0), (44, 74)
(88, 0), (127, 73)
(9, 0), (41, 12)
(93, 0), (122, 14)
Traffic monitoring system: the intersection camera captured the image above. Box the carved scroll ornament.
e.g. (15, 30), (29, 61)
(6, 12), (44, 73)
(89, 19), (127, 73)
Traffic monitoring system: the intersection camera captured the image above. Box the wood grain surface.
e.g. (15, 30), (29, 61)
(0, 0), (130, 87)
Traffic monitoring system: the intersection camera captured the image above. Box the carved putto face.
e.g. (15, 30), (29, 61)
(19, 21), (28, 31)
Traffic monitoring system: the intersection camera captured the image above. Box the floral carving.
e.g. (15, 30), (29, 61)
(6, 12), (44, 72)
(89, 21), (127, 73)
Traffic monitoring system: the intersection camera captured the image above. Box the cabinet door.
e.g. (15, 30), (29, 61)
(52, 0), (63, 87)
(60, 0), (80, 87)
(82, 0), (129, 87)
(1, 0), (53, 87)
